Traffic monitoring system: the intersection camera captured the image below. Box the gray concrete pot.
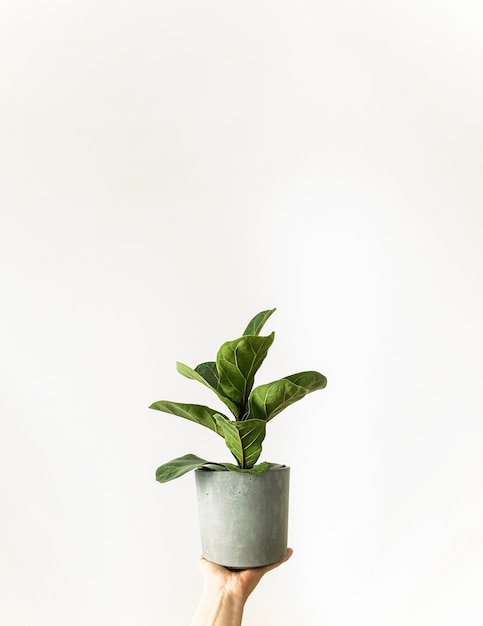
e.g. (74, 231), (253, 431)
(195, 466), (290, 569)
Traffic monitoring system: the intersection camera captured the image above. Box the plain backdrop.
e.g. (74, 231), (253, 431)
(1, 1), (482, 625)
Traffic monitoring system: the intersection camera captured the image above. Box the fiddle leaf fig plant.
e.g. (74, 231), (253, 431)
(150, 308), (327, 482)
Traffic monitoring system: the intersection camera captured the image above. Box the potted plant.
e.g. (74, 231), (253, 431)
(150, 308), (327, 568)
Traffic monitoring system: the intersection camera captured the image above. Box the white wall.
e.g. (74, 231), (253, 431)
(1, 1), (482, 625)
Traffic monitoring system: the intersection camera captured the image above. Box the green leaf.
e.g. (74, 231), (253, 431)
(199, 461), (271, 473)
(156, 454), (211, 482)
(219, 461), (272, 474)
(243, 308), (276, 336)
(284, 370), (328, 393)
(194, 361), (220, 390)
(176, 361), (239, 416)
(248, 370), (328, 421)
(156, 457), (287, 482)
(148, 400), (229, 436)
(216, 333), (275, 418)
(213, 415), (267, 469)
(248, 378), (305, 421)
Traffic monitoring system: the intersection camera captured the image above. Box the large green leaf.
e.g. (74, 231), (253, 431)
(213, 414), (267, 469)
(156, 454), (211, 483)
(248, 378), (305, 421)
(248, 370), (328, 421)
(155, 455), (280, 482)
(216, 333), (275, 418)
(148, 400), (228, 435)
(284, 371), (328, 393)
(194, 361), (220, 391)
(243, 308), (276, 336)
(176, 361), (239, 416)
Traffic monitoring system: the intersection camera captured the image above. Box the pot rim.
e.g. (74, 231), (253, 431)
(194, 464), (290, 473)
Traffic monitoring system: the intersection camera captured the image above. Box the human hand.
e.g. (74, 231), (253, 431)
(197, 548), (293, 605)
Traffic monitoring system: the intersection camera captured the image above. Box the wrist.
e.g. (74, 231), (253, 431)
(190, 584), (245, 626)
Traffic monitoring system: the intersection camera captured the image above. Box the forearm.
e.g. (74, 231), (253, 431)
(190, 585), (245, 626)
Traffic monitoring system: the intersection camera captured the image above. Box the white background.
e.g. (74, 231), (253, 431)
(1, 1), (482, 625)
